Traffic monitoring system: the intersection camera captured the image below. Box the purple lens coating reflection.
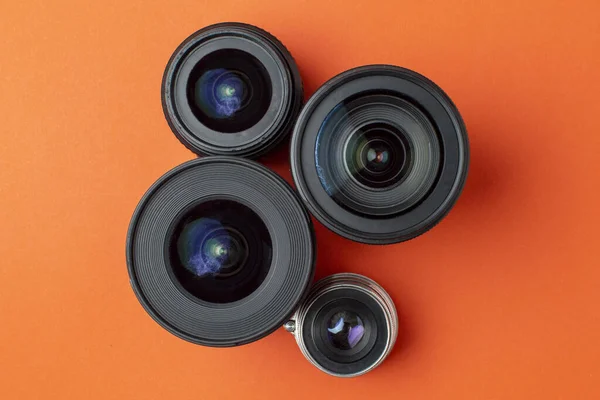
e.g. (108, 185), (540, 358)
(327, 311), (366, 350)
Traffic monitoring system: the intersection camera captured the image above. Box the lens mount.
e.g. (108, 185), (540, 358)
(162, 22), (303, 158)
(127, 157), (315, 347)
(290, 65), (469, 244)
(285, 273), (398, 377)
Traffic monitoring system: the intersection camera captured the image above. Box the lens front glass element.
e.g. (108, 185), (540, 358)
(169, 199), (272, 303)
(327, 310), (366, 350)
(344, 122), (411, 189)
(187, 49), (272, 133)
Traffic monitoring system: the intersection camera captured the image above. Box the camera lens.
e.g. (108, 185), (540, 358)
(291, 65), (469, 244)
(127, 157), (315, 346)
(162, 22), (303, 158)
(285, 273), (398, 377)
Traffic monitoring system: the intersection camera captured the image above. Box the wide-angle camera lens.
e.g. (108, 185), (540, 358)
(284, 273), (398, 377)
(162, 22), (303, 158)
(290, 65), (469, 244)
(127, 157), (315, 346)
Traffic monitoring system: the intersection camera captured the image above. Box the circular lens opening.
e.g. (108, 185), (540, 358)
(327, 310), (366, 350)
(168, 199), (272, 303)
(187, 49), (272, 133)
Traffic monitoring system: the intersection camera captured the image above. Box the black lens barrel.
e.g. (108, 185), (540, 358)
(127, 157), (315, 347)
(291, 65), (469, 244)
(162, 22), (303, 158)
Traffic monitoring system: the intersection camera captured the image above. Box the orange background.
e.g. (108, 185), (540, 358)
(1, 0), (599, 398)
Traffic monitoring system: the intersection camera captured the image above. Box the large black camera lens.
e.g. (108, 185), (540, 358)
(291, 65), (469, 244)
(285, 274), (397, 377)
(162, 23), (303, 158)
(127, 157), (315, 347)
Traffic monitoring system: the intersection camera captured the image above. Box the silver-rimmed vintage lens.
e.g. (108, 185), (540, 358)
(284, 273), (398, 377)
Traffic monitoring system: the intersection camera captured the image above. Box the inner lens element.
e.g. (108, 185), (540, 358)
(169, 199), (272, 303)
(177, 223), (249, 278)
(187, 49), (272, 133)
(344, 123), (411, 189)
(327, 311), (366, 350)
(196, 70), (252, 118)
(315, 92), (441, 217)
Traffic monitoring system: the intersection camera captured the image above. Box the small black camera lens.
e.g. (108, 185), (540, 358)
(291, 65), (469, 244)
(127, 157), (315, 347)
(162, 23), (303, 158)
